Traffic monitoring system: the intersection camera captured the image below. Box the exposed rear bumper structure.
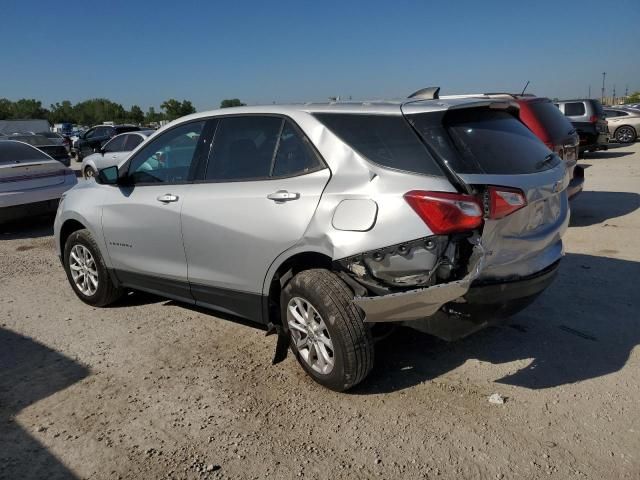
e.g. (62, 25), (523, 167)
(354, 243), (560, 341)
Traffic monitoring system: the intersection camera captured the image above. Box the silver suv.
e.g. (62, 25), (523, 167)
(55, 93), (569, 391)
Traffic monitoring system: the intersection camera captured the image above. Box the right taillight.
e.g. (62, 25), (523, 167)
(486, 186), (527, 219)
(589, 115), (598, 123)
(404, 191), (484, 234)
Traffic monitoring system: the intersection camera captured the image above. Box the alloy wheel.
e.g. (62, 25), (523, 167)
(69, 244), (99, 296)
(616, 126), (635, 143)
(287, 297), (335, 374)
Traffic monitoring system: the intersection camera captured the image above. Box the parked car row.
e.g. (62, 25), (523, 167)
(81, 130), (155, 178)
(73, 124), (143, 161)
(54, 88), (574, 390)
(0, 140), (77, 223)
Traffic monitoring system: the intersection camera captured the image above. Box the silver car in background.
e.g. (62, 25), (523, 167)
(603, 107), (640, 143)
(80, 130), (155, 178)
(55, 91), (569, 390)
(1, 140), (77, 224)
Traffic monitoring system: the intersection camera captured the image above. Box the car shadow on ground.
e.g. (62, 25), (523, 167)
(0, 215), (55, 240)
(569, 191), (640, 227)
(0, 328), (89, 480)
(352, 252), (639, 394)
(583, 150), (633, 159)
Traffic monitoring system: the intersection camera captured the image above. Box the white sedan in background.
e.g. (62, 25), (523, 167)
(0, 140), (77, 224)
(81, 130), (155, 178)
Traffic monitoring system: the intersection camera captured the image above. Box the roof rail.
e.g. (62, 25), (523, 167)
(407, 86), (440, 100)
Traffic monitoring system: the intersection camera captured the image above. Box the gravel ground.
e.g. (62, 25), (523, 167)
(1, 143), (639, 479)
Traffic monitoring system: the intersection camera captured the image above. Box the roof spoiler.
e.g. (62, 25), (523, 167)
(407, 86), (440, 100)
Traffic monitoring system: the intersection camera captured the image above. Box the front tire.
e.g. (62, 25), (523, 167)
(281, 269), (374, 391)
(63, 229), (123, 306)
(614, 126), (637, 144)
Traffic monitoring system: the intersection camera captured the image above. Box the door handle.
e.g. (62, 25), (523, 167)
(157, 193), (179, 203)
(267, 190), (300, 202)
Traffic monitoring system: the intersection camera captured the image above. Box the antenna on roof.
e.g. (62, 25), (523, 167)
(407, 86), (440, 100)
(521, 80), (530, 96)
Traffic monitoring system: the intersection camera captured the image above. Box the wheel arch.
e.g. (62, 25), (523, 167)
(262, 249), (334, 328)
(59, 218), (88, 255)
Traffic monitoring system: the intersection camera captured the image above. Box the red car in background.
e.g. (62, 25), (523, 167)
(516, 95), (583, 198)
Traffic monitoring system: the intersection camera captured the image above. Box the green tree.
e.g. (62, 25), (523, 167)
(72, 98), (127, 126)
(180, 100), (196, 116)
(220, 98), (246, 108)
(625, 91), (640, 104)
(0, 98), (12, 119)
(129, 105), (144, 124)
(10, 99), (48, 119)
(161, 99), (196, 120)
(49, 100), (76, 124)
(145, 106), (164, 124)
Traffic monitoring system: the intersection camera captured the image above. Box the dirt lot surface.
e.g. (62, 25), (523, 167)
(2, 144), (639, 479)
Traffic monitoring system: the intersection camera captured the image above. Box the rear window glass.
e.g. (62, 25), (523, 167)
(408, 109), (559, 175)
(564, 102), (586, 116)
(313, 113), (443, 177)
(528, 101), (574, 138)
(0, 141), (51, 164)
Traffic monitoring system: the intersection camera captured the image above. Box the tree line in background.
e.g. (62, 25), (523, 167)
(0, 97), (246, 126)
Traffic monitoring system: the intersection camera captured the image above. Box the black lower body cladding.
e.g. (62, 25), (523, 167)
(410, 261), (561, 341)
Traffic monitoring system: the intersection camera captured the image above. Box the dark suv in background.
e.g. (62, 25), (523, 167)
(555, 99), (608, 155)
(74, 124), (141, 161)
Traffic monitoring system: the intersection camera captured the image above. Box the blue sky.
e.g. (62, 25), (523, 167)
(2, 0), (639, 111)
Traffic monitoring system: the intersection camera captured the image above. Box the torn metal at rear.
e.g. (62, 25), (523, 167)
(354, 240), (486, 323)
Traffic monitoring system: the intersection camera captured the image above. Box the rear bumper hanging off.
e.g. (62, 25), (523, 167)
(354, 242), (486, 323)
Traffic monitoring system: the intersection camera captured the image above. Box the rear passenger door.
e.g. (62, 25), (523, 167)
(181, 115), (330, 320)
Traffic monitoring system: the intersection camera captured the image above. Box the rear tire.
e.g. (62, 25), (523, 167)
(63, 229), (123, 307)
(281, 269), (374, 391)
(614, 126), (637, 144)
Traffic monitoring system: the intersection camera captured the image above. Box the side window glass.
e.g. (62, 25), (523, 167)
(128, 121), (205, 184)
(205, 116), (282, 181)
(84, 128), (96, 139)
(272, 120), (322, 177)
(125, 134), (143, 150)
(103, 135), (126, 152)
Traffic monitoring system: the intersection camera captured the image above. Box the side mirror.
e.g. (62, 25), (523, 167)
(93, 147), (104, 154)
(96, 165), (119, 185)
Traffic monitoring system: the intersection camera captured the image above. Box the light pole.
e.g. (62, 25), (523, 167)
(601, 72), (606, 103)
(588, 85), (591, 98)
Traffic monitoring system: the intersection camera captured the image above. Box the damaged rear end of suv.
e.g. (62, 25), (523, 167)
(56, 93), (569, 392)
(278, 93), (569, 390)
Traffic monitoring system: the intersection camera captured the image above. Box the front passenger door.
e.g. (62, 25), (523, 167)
(101, 120), (211, 299)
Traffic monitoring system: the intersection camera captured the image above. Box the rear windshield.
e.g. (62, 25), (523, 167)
(0, 141), (51, 164)
(408, 108), (560, 175)
(528, 101), (574, 138)
(313, 113), (444, 177)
